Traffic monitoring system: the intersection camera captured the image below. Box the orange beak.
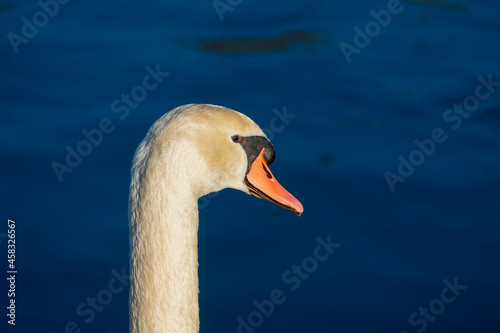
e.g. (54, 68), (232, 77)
(244, 148), (303, 216)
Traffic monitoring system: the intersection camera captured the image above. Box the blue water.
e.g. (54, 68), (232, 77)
(1, 0), (499, 332)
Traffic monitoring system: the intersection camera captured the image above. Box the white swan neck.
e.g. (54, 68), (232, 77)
(130, 150), (200, 333)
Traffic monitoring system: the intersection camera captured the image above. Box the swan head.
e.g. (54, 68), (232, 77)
(143, 104), (303, 216)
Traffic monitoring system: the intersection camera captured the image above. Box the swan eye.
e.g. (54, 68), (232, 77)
(231, 135), (241, 143)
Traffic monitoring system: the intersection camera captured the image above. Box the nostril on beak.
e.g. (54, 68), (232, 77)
(263, 163), (273, 179)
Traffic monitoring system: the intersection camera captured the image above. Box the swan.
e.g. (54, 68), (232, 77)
(128, 104), (303, 332)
